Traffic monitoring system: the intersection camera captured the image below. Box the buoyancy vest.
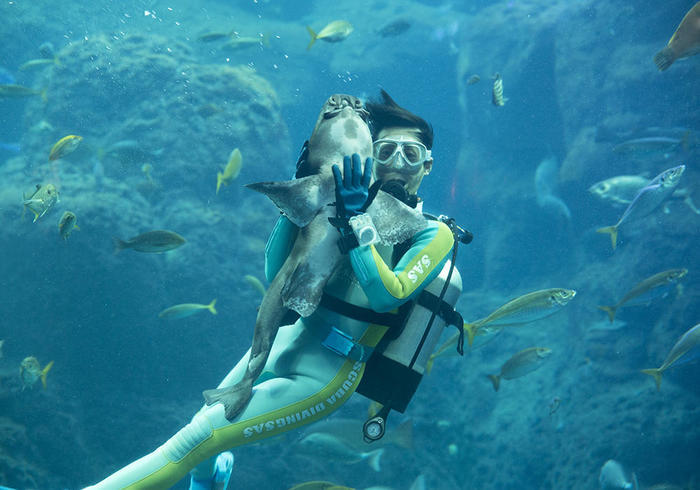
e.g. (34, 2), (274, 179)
(321, 214), (467, 414)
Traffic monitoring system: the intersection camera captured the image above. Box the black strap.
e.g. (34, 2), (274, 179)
(408, 236), (460, 368)
(320, 288), (463, 351)
(418, 290), (464, 356)
(320, 290), (462, 330)
(416, 290), (463, 327)
(327, 223), (358, 254)
(320, 293), (407, 330)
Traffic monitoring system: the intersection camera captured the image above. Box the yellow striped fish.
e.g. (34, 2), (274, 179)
(641, 323), (700, 390)
(491, 73), (507, 106)
(49, 134), (82, 161)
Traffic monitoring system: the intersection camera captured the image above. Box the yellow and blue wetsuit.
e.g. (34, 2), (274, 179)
(84, 212), (454, 489)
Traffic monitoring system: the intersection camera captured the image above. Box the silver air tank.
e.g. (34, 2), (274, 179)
(381, 258), (462, 375)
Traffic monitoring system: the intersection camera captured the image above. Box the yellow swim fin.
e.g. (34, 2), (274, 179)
(464, 322), (478, 347)
(487, 373), (501, 391)
(207, 299), (218, 315)
(641, 368), (663, 391)
(425, 355), (435, 374)
(216, 172), (224, 194)
(41, 360), (54, 389)
(306, 26), (318, 50)
(597, 305), (617, 323)
(596, 225), (618, 250)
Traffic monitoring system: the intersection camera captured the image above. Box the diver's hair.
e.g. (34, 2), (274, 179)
(366, 89), (434, 150)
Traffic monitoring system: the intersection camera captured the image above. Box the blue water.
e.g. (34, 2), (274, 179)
(1, 1), (698, 489)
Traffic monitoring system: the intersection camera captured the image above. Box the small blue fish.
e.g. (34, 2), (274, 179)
(613, 135), (690, 160)
(0, 142), (20, 154)
(597, 165), (685, 249)
(0, 66), (15, 85)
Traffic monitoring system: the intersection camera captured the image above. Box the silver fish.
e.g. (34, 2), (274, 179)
(589, 174), (698, 214)
(588, 175), (650, 207)
(19, 356), (54, 390)
(58, 211), (78, 240)
(596, 165), (685, 249)
(376, 19), (411, 38)
(158, 299), (217, 320)
(295, 417), (412, 471)
(641, 323), (700, 391)
(297, 433), (385, 471)
(23, 183), (59, 222)
(612, 136), (685, 157)
(433, 288), (575, 365)
(203, 94), (426, 420)
(487, 347), (552, 391)
(306, 21), (353, 50)
(113, 230), (186, 253)
(463, 288), (576, 346)
(599, 459), (638, 490)
(598, 268), (687, 323)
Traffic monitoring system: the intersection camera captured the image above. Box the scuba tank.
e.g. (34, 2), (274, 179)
(319, 176), (473, 442)
(356, 256), (462, 411)
(382, 257), (462, 375)
(357, 215), (471, 442)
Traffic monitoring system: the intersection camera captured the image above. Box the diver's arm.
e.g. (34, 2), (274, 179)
(349, 220), (454, 312)
(264, 214), (299, 282)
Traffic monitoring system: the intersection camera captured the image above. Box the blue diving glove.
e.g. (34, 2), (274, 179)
(330, 154), (382, 252)
(332, 153), (373, 220)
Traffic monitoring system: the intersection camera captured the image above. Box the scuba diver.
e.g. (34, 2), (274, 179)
(84, 90), (468, 489)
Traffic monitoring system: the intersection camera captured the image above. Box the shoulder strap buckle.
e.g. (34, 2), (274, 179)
(322, 326), (373, 362)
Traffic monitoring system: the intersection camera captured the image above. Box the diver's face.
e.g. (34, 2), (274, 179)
(373, 127), (432, 195)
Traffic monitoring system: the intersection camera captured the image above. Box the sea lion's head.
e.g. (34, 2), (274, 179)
(319, 93), (369, 122)
(303, 94), (372, 177)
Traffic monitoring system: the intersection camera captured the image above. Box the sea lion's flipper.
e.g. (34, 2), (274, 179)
(246, 174), (335, 227)
(203, 379), (254, 421)
(281, 261), (328, 317)
(279, 216), (341, 317)
(367, 191), (428, 245)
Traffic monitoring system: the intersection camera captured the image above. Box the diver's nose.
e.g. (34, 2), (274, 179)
(391, 152), (410, 169)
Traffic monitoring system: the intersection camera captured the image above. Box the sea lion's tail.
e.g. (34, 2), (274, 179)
(653, 46), (675, 71)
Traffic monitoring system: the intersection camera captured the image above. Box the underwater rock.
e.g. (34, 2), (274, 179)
(20, 33), (290, 188)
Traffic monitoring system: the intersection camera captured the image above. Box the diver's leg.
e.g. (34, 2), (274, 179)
(188, 319), (303, 481)
(84, 320), (365, 489)
(189, 348), (251, 483)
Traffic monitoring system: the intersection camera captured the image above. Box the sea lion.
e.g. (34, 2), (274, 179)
(203, 94), (427, 420)
(654, 1), (700, 71)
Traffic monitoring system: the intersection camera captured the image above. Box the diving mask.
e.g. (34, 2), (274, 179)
(373, 136), (431, 170)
